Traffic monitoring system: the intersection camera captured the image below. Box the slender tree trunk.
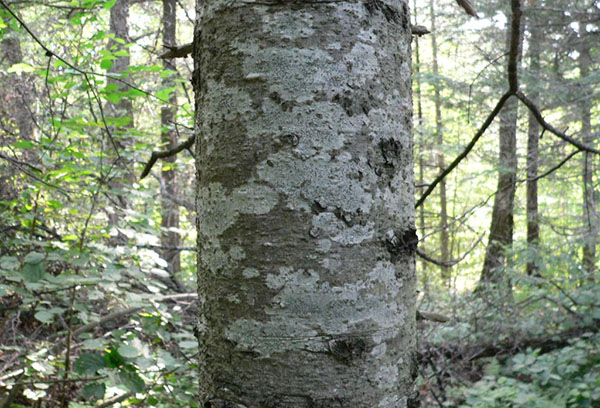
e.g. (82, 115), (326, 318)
(160, 0), (181, 277)
(106, 0), (133, 212)
(413, 0), (428, 288)
(579, 25), (597, 280)
(429, 0), (450, 284)
(480, 23), (522, 285)
(0, 31), (35, 201)
(526, 19), (541, 276)
(194, 2), (417, 406)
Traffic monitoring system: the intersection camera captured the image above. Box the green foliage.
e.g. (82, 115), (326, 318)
(455, 334), (600, 407)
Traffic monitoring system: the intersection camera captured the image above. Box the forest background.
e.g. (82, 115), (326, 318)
(0, 0), (599, 406)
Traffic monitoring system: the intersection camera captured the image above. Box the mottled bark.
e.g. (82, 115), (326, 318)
(579, 25), (597, 279)
(160, 0), (181, 277)
(429, 0), (449, 283)
(194, 1), (416, 406)
(526, 20), (541, 276)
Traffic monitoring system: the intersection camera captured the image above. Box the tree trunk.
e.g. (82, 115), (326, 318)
(106, 0), (133, 212)
(429, 0), (450, 284)
(0, 31), (35, 201)
(479, 21), (523, 286)
(579, 25), (597, 280)
(194, 2), (417, 406)
(526, 19), (541, 276)
(160, 0), (181, 277)
(413, 0), (428, 289)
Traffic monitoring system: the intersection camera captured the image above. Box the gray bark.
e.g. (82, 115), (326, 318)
(194, 1), (417, 406)
(0, 31), (35, 201)
(160, 0), (181, 277)
(429, 0), (450, 283)
(579, 24), (597, 279)
(526, 20), (541, 276)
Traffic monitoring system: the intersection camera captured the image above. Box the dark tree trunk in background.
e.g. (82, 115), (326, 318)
(0, 31), (35, 201)
(160, 0), (181, 278)
(430, 0), (450, 284)
(526, 19), (541, 276)
(579, 24), (597, 280)
(480, 22), (523, 286)
(413, 0), (428, 289)
(106, 0), (133, 213)
(194, 1), (417, 405)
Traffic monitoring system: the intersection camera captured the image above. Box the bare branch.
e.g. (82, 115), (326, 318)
(415, 92), (512, 208)
(140, 135), (195, 179)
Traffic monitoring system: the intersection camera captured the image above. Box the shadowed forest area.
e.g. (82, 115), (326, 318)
(0, 0), (599, 406)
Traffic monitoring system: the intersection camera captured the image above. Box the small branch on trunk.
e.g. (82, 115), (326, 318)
(140, 135), (195, 179)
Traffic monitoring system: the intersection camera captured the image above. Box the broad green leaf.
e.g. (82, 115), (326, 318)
(117, 369), (144, 393)
(22, 262), (44, 282)
(118, 345), (139, 358)
(24, 252), (45, 264)
(12, 140), (36, 149)
(102, 0), (116, 9)
(74, 353), (108, 375)
(0, 256), (19, 270)
(7, 63), (35, 74)
(34, 310), (54, 323)
(82, 382), (105, 400)
(156, 86), (176, 101)
(100, 58), (114, 70)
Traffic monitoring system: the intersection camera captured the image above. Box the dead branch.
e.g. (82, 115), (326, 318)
(140, 135), (195, 180)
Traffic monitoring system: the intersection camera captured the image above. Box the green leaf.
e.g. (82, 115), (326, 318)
(100, 58), (114, 70)
(24, 252), (45, 264)
(0, 256), (19, 271)
(118, 345), (139, 358)
(82, 382), (105, 400)
(102, 0), (116, 9)
(34, 310), (54, 323)
(156, 86), (176, 101)
(74, 353), (108, 375)
(7, 63), (35, 74)
(105, 348), (126, 368)
(117, 369), (145, 393)
(12, 140), (36, 149)
(22, 262), (45, 282)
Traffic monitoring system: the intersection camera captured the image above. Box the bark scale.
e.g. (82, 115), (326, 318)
(194, 1), (417, 406)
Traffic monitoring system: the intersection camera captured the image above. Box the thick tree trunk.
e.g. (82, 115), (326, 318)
(526, 20), (541, 276)
(579, 25), (597, 280)
(429, 0), (450, 283)
(160, 0), (181, 277)
(194, 1), (417, 406)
